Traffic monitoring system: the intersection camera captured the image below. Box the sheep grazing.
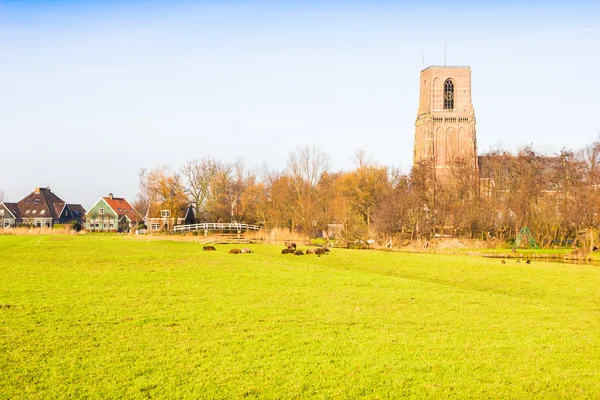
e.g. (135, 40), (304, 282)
(305, 248), (315, 254)
(294, 250), (304, 256)
(229, 249), (241, 254)
(203, 245), (216, 251)
(314, 248), (327, 256)
(240, 248), (253, 254)
(285, 241), (297, 250)
(281, 249), (291, 254)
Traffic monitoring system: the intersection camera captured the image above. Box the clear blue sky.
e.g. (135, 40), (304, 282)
(1, 0), (599, 206)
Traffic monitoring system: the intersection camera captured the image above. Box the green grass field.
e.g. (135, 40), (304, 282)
(1, 235), (600, 399)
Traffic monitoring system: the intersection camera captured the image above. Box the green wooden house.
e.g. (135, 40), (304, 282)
(85, 193), (144, 232)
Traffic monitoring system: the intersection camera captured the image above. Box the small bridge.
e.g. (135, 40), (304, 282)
(173, 222), (261, 233)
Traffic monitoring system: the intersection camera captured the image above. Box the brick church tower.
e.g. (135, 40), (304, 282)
(413, 66), (477, 175)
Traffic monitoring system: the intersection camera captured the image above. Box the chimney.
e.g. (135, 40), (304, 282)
(108, 193), (113, 199)
(34, 187), (40, 194)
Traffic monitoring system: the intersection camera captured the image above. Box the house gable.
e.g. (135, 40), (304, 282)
(0, 203), (18, 219)
(85, 194), (143, 232)
(86, 198), (118, 219)
(0, 202), (20, 228)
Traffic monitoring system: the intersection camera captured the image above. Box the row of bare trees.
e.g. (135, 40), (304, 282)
(135, 139), (600, 244)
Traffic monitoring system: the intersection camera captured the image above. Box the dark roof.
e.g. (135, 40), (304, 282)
(1, 202), (21, 218)
(67, 204), (86, 219)
(54, 203), (66, 217)
(18, 187), (65, 219)
(16, 187), (84, 220)
(183, 204), (196, 221)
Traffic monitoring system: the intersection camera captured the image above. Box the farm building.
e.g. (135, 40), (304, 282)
(85, 193), (144, 232)
(145, 203), (196, 232)
(0, 187), (85, 229)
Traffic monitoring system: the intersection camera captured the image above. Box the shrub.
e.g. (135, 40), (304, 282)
(70, 221), (82, 232)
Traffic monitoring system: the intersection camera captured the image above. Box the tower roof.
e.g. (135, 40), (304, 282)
(421, 65), (470, 72)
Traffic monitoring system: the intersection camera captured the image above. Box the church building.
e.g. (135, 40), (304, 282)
(413, 65), (478, 175)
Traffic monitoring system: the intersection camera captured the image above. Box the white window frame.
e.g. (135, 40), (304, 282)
(151, 223), (160, 230)
(99, 208), (104, 215)
(161, 210), (171, 218)
(0, 209), (4, 216)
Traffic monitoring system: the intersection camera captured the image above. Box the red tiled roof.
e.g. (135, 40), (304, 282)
(103, 197), (144, 223)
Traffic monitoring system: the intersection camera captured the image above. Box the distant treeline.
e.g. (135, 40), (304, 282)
(134, 139), (600, 245)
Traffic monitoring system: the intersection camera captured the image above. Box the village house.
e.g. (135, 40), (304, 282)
(0, 187), (85, 228)
(145, 203), (196, 232)
(85, 193), (144, 232)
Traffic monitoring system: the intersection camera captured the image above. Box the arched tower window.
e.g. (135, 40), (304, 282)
(444, 79), (454, 110)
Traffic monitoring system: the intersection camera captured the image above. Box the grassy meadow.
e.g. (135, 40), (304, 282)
(1, 235), (600, 399)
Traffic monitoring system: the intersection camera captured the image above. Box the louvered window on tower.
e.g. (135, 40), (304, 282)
(444, 79), (454, 110)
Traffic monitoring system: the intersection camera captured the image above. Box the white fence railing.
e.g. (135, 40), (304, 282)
(173, 222), (261, 233)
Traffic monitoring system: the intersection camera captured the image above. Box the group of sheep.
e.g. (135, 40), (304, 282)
(203, 245), (253, 254)
(202, 243), (330, 256)
(229, 248), (253, 254)
(281, 242), (330, 256)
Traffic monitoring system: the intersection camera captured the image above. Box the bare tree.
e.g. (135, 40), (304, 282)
(409, 160), (436, 238)
(338, 151), (390, 238)
(208, 159), (258, 222)
(225, 159), (252, 222)
(180, 158), (222, 219)
(137, 166), (187, 229)
(564, 142), (600, 248)
(135, 168), (156, 218)
(264, 172), (296, 229)
(372, 168), (413, 238)
(285, 144), (332, 231)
